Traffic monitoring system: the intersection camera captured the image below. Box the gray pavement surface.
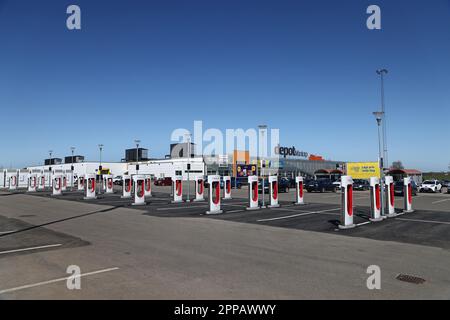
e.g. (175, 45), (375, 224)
(0, 186), (449, 299)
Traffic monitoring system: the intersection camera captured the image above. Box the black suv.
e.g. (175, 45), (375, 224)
(394, 180), (418, 196)
(353, 179), (370, 191)
(305, 178), (337, 193)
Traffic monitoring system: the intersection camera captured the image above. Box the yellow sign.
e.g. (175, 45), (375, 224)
(347, 162), (380, 179)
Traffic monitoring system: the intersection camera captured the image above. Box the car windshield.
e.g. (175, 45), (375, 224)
(423, 181), (435, 184)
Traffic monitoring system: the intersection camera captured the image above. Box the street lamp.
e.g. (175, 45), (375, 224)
(48, 150), (53, 188)
(373, 111), (385, 218)
(185, 133), (192, 202)
(98, 144), (104, 194)
(258, 124), (268, 208)
(134, 139), (141, 174)
(70, 146), (75, 191)
(376, 68), (388, 168)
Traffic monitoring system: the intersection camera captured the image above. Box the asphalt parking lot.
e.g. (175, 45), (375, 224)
(1, 186), (450, 299)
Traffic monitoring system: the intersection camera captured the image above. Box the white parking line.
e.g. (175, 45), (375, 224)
(396, 218), (450, 225)
(257, 208), (340, 222)
(157, 205), (207, 211)
(0, 230), (17, 234)
(431, 198), (450, 204)
(0, 244), (62, 255)
(0, 267), (119, 295)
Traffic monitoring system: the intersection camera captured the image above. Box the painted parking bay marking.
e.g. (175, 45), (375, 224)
(396, 218), (450, 225)
(257, 208), (340, 222)
(0, 244), (62, 256)
(431, 198), (450, 204)
(0, 267), (119, 295)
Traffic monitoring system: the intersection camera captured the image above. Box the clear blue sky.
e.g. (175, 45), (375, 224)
(1, 0), (449, 171)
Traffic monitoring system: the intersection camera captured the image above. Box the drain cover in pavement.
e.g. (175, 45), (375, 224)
(396, 274), (426, 284)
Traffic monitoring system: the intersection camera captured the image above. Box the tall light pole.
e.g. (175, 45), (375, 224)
(134, 139), (141, 174)
(376, 68), (388, 169)
(373, 111), (385, 218)
(48, 150), (53, 188)
(70, 146), (75, 191)
(98, 144), (104, 194)
(258, 124), (268, 208)
(185, 133), (192, 202)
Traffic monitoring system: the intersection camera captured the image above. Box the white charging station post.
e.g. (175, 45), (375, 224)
(223, 176), (232, 200)
(206, 175), (222, 214)
(247, 175), (260, 211)
(339, 175), (355, 229)
(194, 176), (205, 202)
(403, 177), (414, 213)
(384, 175), (396, 217)
(295, 176), (305, 205)
(77, 176), (85, 191)
(83, 173), (97, 200)
(52, 174), (63, 196)
(104, 174), (114, 194)
(268, 176), (280, 208)
(132, 175), (146, 206)
(172, 175), (183, 203)
(27, 174), (37, 192)
(121, 175), (132, 199)
(8, 173), (17, 191)
(144, 175), (152, 197)
(369, 177), (383, 222)
(62, 176), (67, 191)
(38, 174), (46, 191)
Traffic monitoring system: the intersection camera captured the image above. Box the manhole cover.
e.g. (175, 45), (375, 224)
(396, 274), (426, 284)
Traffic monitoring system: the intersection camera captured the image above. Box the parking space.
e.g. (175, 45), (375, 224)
(0, 214), (89, 258)
(14, 186), (450, 250)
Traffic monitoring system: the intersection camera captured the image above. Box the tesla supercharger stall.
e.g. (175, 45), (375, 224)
(194, 176), (205, 202)
(223, 176), (232, 200)
(38, 174), (46, 191)
(385, 175), (396, 217)
(268, 176), (280, 208)
(121, 175), (132, 198)
(77, 176), (85, 191)
(403, 177), (414, 213)
(206, 175), (223, 214)
(144, 175), (152, 197)
(62, 176), (68, 191)
(27, 174), (38, 192)
(132, 175), (146, 206)
(247, 175), (260, 211)
(104, 175), (114, 194)
(339, 176), (355, 229)
(52, 175), (63, 196)
(369, 177), (383, 222)
(83, 174), (97, 199)
(172, 175), (183, 203)
(8, 173), (18, 191)
(295, 176), (305, 205)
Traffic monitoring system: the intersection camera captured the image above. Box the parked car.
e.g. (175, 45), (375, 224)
(353, 179), (370, 191)
(154, 177), (172, 186)
(418, 180), (442, 193)
(113, 176), (123, 185)
(305, 178), (337, 193)
(332, 181), (341, 190)
(278, 177), (290, 193)
(394, 180), (418, 196)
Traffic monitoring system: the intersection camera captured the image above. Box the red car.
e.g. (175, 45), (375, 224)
(154, 177), (172, 186)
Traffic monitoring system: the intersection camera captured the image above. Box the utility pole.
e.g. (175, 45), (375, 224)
(373, 111), (385, 218)
(376, 69), (389, 169)
(70, 146), (75, 191)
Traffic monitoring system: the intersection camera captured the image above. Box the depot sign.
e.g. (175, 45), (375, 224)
(274, 145), (308, 158)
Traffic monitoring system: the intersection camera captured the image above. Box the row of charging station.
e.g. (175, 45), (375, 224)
(339, 175), (414, 229)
